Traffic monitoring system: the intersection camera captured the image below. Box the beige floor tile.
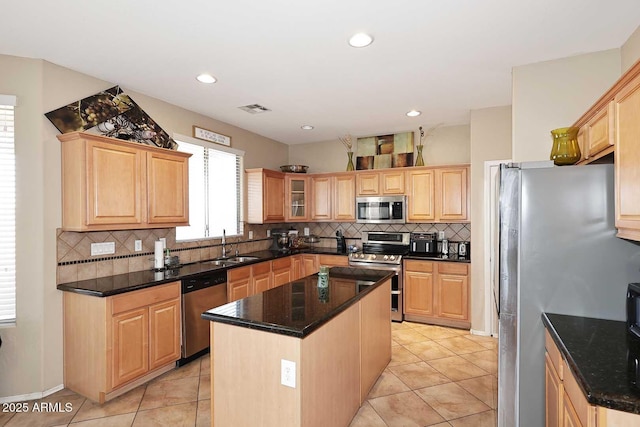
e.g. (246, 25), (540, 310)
(435, 336), (488, 354)
(69, 412), (136, 426)
(195, 399), (210, 427)
(415, 382), (490, 421)
(392, 328), (429, 345)
(152, 360), (200, 383)
(5, 394), (86, 427)
(0, 412), (15, 426)
(449, 410), (496, 427)
(427, 356), (488, 381)
(132, 402), (197, 427)
(199, 355), (210, 376)
(366, 370), (410, 398)
(388, 345), (422, 366)
(389, 362), (451, 390)
(460, 350), (497, 374)
(463, 334), (498, 350)
(392, 340), (401, 347)
(138, 376), (199, 411)
(348, 401), (387, 427)
(392, 321), (415, 331)
(72, 386), (144, 422)
(430, 423), (453, 427)
(412, 325), (461, 340)
(198, 375), (210, 401)
(369, 391), (445, 427)
(456, 375), (496, 409)
(404, 340), (456, 361)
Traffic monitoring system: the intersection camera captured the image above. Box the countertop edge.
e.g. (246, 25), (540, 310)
(542, 313), (640, 415)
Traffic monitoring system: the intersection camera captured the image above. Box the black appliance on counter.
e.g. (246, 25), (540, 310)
(336, 229), (346, 253)
(410, 232), (438, 255)
(270, 228), (290, 252)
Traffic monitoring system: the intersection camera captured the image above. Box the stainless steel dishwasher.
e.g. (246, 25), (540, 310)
(180, 270), (227, 365)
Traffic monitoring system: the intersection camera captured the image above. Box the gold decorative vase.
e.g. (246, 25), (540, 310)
(346, 151), (355, 171)
(550, 127), (581, 165)
(415, 145), (425, 166)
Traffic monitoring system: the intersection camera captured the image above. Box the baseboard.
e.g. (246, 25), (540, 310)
(0, 384), (64, 404)
(470, 328), (493, 337)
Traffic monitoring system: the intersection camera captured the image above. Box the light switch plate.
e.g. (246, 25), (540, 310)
(304, 227), (309, 236)
(281, 359), (296, 388)
(248, 231), (253, 240)
(267, 230), (271, 237)
(134, 240), (142, 252)
(91, 242), (115, 256)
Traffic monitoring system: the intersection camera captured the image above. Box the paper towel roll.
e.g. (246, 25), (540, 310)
(154, 240), (164, 270)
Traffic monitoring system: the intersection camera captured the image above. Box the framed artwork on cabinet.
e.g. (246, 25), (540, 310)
(356, 131), (414, 170)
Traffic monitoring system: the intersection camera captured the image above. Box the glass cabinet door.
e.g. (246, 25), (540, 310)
(286, 176), (309, 221)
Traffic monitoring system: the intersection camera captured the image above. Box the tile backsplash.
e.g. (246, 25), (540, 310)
(56, 222), (470, 284)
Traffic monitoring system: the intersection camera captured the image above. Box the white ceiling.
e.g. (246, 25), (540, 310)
(2, 0), (639, 145)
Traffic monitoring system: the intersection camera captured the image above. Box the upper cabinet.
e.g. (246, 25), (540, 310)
(285, 175), (309, 222)
(246, 168), (285, 224)
(356, 170), (405, 196)
(58, 132), (190, 231)
(311, 173), (355, 222)
(407, 165), (469, 223)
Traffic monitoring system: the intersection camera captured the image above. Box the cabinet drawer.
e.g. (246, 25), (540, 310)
(437, 262), (468, 275)
(318, 255), (349, 267)
(272, 257), (291, 270)
(252, 261), (271, 275)
(111, 282), (180, 315)
(404, 260), (433, 272)
(545, 330), (563, 380)
(228, 265), (251, 281)
(562, 358), (596, 427)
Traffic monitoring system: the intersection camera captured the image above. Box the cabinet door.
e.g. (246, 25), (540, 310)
(147, 151), (189, 225)
(86, 140), (145, 226)
(436, 167), (468, 221)
(291, 255), (303, 280)
(334, 174), (356, 221)
(264, 173), (285, 222)
(562, 392), (582, 427)
(318, 255), (349, 267)
(148, 298), (181, 371)
(302, 255), (319, 276)
(436, 273), (468, 320)
(112, 308), (149, 388)
(381, 171), (405, 194)
(311, 176), (332, 220)
(407, 169), (435, 222)
(404, 268), (434, 316)
(615, 73), (640, 241)
(272, 257), (292, 287)
(546, 352), (563, 427)
(285, 176), (309, 221)
(228, 266), (252, 301)
(356, 172), (380, 195)
(586, 101), (615, 159)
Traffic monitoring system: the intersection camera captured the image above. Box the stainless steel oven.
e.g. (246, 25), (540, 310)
(348, 231), (410, 322)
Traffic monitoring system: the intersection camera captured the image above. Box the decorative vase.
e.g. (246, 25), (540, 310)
(550, 127), (581, 165)
(346, 151), (355, 171)
(415, 145), (425, 166)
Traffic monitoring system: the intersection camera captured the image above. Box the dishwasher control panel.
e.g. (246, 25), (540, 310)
(182, 271), (227, 294)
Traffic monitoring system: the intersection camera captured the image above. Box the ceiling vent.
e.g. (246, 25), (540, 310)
(239, 104), (271, 114)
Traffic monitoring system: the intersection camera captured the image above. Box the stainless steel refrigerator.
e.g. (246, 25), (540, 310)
(497, 162), (640, 427)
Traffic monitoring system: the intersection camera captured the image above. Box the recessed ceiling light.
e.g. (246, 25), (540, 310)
(196, 74), (217, 84)
(406, 110), (422, 117)
(348, 33), (374, 48)
(301, 125), (314, 130)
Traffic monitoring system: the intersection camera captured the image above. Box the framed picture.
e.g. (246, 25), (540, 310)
(193, 126), (232, 147)
(356, 131), (414, 169)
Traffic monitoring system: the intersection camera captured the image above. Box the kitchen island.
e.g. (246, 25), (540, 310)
(202, 267), (393, 427)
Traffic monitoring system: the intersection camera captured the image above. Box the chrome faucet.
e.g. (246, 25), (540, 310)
(221, 229), (227, 258)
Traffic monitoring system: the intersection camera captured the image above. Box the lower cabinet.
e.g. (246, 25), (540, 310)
(63, 282), (181, 403)
(302, 254), (319, 276)
(227, 266), (251, 302)
(252, 261), (272, 293)
(272, 257), (292, 287)
(403, 260), (470, 329)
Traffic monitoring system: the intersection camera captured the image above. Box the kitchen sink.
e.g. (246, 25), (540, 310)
(203, 260), (237, 267)
(226, 256), (261, 263)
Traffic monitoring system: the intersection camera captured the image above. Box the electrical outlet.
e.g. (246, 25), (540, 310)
(438, 231), (445, 240)
(267, 230), (271, 237)
(90, 242), (115, 256)
(281, 359), (296, 388)
(248, 231), (253, 239)
(134, 240), (142, 252)
(159, 237), (166, 249)
(304, 227), (309, 236)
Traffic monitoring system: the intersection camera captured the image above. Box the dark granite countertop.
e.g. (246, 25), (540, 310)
(201, 267), (393, 338)
(56, 248), (349, 297)
(542, 313), (640, 414)
(404, 253), (471, 263)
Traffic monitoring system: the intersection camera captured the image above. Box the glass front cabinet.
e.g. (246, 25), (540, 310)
(285, 175), (309, 221)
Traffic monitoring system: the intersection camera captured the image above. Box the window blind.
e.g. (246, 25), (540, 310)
(0, 96), (16, 325)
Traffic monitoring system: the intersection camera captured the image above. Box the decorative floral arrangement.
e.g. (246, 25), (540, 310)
(418, 123), (442, 148)
(339, 134), (354, 152)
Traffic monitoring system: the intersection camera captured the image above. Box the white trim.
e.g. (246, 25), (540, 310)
(484, 159), (510, 338)
(0, 384), (64, 403)
(173, 132), (245, 157)
(470, 328), (492, 337)
(0, 95), (17, 106)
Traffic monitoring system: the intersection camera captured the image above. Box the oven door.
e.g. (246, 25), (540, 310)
(348, 261), (403, 321)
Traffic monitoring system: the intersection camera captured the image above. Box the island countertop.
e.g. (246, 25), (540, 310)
(202, 267), (393, 338)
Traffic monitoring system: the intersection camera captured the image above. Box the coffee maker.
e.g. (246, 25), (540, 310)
(270, 228), (290, 252)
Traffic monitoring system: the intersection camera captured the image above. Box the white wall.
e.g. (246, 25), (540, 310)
(622, 25), (640, 73)
(512, 49), (621, 162)
(469, 106), (512, 333)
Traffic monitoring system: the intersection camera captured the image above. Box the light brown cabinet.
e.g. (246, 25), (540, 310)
(302, 254), (319, 276)
(291, 255), (304, 281)
(311, 174), (355, 221)
(246, 168), (285, 224)
(252, 261), (272, 293)
(311, 176), (332, 221)
(407, 165), (469, 223)
(63, 281), (181, 403)
(584, 101), (615, 161)
(272, 257), (292, 287)
(285, 175), (310, 221)
(403, 259), (470, 329)
(318, 254), (349, 268)
(356, 170), (405, 196)
(228, 265), (252, 302)
(58, 132), (190, 231)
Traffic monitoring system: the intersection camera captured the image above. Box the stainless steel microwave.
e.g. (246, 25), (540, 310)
(356, 196), (406, 224)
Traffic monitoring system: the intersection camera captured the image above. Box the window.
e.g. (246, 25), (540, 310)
(0, 95), (16, 325)
(175, 134), (244, 241)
